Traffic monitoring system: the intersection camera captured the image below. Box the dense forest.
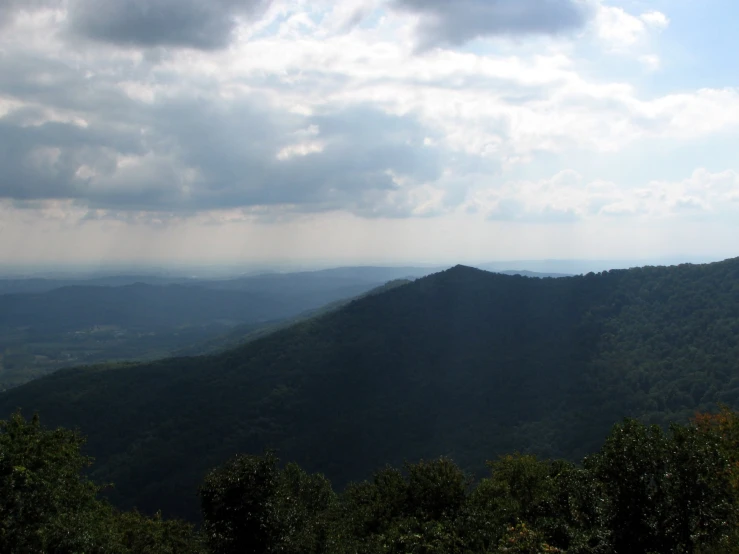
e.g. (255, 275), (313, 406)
(1, 259), (739, 521)
(3, 409), (739, 553)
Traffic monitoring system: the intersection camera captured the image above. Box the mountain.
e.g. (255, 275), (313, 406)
(175, 279), (414, 357)
(0, 267), (440, 389)
(0, 278), (394, 389)
(0, 282), (382, 332)
(2, 258), (739, 520)
(0, 275), (198, 295)
(201, 266), (440, 291)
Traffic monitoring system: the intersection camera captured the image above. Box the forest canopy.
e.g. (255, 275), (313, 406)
(3, 410), (739, 554)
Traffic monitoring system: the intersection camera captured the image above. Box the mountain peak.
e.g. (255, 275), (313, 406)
(444, 264), (487, 275)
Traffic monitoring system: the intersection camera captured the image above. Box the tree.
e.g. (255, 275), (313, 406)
(199, 451), (335, 554)
(0, 411), (205, 554)
(0, 411), (113, 553)
(464, 454), (608, 554)
(586, 418), (736, 554)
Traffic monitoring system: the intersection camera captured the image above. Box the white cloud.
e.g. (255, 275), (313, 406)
(640, 10), (669, 29)
(595, 6), (648, 47)
(275, 140), (325, 160)
(592, 5), (667, 68)
(466, 167), (739, 224)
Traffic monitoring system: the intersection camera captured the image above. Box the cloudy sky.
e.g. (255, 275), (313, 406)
(1, 0), (738, 267)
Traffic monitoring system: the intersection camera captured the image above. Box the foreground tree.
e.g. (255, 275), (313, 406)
(331, 458), (470, 554)
(199, 451), (336, 554)
(6, 408), (739, 554)
(0, 412), (204, 554)
(0, 412), (113, 552)
(586, 418), (736, 554)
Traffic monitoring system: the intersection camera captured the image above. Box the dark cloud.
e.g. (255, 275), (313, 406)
(67, 0), (270, 49)
(0, 82), (451, 217)
(0, 0), (500, 219)
(393, 0), (594, 49)
(116, 99), (446, 215)
(0, 0), (270, 49)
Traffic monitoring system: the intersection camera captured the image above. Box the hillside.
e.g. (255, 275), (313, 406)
(176, 279), (414, 356)
(2, 259), (739, 520)
(0, 279), (384, 389)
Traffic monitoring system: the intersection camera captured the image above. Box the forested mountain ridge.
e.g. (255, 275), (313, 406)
(2, 258), (739, 521)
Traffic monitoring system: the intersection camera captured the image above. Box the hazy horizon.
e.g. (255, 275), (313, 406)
(0, 254), (728, 280)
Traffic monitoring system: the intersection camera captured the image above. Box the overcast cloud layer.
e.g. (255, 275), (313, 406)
(1, 0), (739, 265)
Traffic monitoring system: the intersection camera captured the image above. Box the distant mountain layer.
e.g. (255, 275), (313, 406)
(0, 266), (439, 295)
(0, 282), (372, 332)
(3, 259), (737, 520)
(0, 266), (568, 295)
(0, 273), (408, 389)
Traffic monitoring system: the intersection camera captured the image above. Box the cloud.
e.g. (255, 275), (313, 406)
(640, 11), (669, 29)
(595, 6), (668, 49)
(67, 0), (271, 50)
(1, 0), (739, 234)
(0, 82), (453, 217)
(0, 0), (60, 29)
(486, 199), (581, 223)
(476, 167), (739, 225)
(392, 0), (594, 49)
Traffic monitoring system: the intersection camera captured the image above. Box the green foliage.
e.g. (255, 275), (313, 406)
(0, 412), (205, 554)
(4, 410), (739, 554)
(0, 411), (108, 553)
(331, 458), (470, 553)
(200, 451), (335, 554)
(463, 455), (609, 553)
(585, 418), (736, 554)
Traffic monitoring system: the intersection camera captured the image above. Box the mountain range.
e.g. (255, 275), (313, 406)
(2, 259), (738, 520)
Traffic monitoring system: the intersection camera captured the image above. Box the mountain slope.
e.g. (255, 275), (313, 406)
(0, 279), (389, 389)
(175, 278), (414, 356)
(2, 259), (739, 520)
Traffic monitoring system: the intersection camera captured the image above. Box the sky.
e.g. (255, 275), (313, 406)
(1, 0), (738, 267)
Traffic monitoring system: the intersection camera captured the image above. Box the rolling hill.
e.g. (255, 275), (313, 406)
(1, 258), (739, 520)
(0, 277), (393, 389)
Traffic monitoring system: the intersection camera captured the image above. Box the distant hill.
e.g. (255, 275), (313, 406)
(497, 269), (572, 278)
(0, 265), (565, 295)
(2, 258), (739, 520)
(0, 275), (196, 295)
(0, 266), (438, 295)
(0, 276), (401, 388)
(0, 282), (373, 332)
